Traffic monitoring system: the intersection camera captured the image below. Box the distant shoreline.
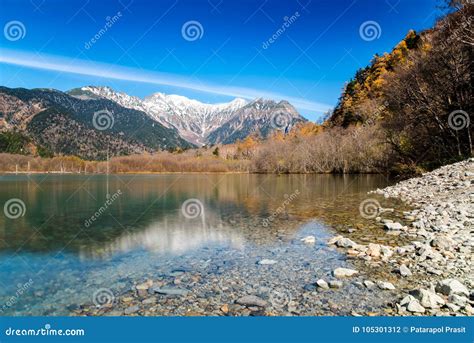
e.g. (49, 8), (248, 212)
(0, 170), (386, 175)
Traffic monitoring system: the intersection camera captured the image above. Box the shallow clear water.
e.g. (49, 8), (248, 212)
(0, 174), (404, 316)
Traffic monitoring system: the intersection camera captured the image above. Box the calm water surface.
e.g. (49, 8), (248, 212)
(0, 174), (405, 315)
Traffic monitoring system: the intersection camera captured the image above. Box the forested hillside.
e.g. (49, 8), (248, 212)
(329, 0), (473, 173)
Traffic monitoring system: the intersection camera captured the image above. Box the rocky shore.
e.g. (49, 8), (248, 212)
(73, 159), (473, 317)
(329, 158), (473, 315)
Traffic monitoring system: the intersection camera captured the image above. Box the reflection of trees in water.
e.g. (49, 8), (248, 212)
(0, 174), (393, 256)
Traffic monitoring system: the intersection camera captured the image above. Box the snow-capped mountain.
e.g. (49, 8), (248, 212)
(71, 86), (306, 145)
(143, 92), (247, 145)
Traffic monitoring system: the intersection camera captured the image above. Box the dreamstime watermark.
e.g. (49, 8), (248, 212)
(358, 198), (393, 219)
(448, 110), (470, 131)
(92, 109), (115, 131)
(92, 288), (115, 307)
(181, 198), (204, 219)
(4, 20), (26, 41)
(84, 189), (122, 227)
(262, 189), (300, 227)
(359, 20), (382, 41)
(0, 279), (34, 314)
(262, 11), (300, 49)
(181, 20), (204, 41)
(5, 324), (85, 337)
(351, 101), (388, 138)
(3, 198), (26, 219)
(84, 11), (123, 49)
(270, 111), (293, 131)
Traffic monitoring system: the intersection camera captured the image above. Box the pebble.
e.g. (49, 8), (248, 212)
(328, 280), (343, 289)
(384, 222), (403, 231)
(400, 295), (425, 313)
(377, 281), (395, 290)
(398, 264), (412, 277)
(316, 279), (329, 289)
(236, 295), (267, 307)
(258, 259), (278, 265)
(301, 235), (316, 244)
(333, 268), (359, 278)
(124, 305), (140, 315)
(152, 287), (189, 296)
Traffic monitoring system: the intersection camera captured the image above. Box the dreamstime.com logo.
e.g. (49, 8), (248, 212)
(262, 11), (300, 49)
(262, 189), (300, 227)
(92, 109), (115, 131)
(3, 198), (26, 219)
(92, 288), (115, 308)
(358, 198), (395, 219)
(359, 198), (381, 219)
(3, 20), (26, 41)
(359, 20), (382, 41)
(270, 111), (293, 131)
(5, 324), (85, 337)
(448, 110), (470, 131)
(181, 198), (205, 219)
(0, 279), (34, 314)
(84, 189), (122, 227)
(84, 11), (123, 49)
(181, 20), (204, 41)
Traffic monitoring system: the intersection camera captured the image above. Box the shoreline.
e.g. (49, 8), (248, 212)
(327, 158), (473, 316)
(0, 171), (390, 176)
(69, 158), (472, 317)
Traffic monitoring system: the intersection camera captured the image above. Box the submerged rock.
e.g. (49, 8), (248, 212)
(124, 305), (140, 315)
(236, 295), (267, 307)
(258, 259), (278, 265)
(152, 287), (189, 296)
(301, 235), (316, 244)
(333, 268), (359, 278)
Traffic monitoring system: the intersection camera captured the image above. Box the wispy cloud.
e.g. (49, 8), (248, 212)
(0, 49), (332, 114)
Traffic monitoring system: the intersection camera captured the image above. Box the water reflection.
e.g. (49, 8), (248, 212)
(79, 211), (246, 259)
(0, 173), (394, 258)
(0, 174), (402, 316)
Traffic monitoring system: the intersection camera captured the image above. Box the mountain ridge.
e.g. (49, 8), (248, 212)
(71, 86), (306, 145)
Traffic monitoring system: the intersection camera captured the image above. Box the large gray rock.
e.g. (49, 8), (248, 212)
(410, 289), (445, 309)
(435, 279), (469, 297)
(400, 295), (425, 313)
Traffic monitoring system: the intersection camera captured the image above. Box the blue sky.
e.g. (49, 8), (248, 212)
(0, 0), (444, 121)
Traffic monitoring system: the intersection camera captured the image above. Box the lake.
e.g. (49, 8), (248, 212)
(0, 174), (407, 316)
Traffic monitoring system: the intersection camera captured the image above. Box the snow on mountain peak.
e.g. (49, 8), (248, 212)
(70, 86), (304, 146)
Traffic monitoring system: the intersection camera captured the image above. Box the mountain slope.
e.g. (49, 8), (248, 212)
(0, 87), (193, 159)
(206, 99), (306, 144)
(71, 86), (306, 146)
